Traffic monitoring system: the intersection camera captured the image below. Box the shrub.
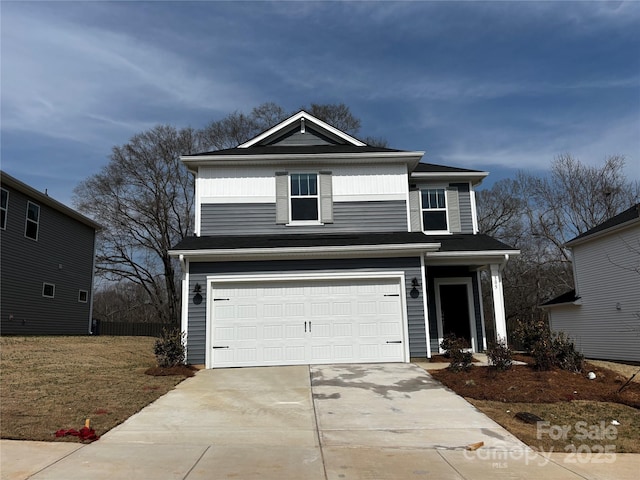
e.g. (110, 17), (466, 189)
(486, 339), (513, 371)
(513, 318), (550, 352)
(439, 333), (459, 358)
(552, 332), (584, 373)
(440, 335), (474, 372)
(154, 328), (186, 368)
(526, 329), (584, 373)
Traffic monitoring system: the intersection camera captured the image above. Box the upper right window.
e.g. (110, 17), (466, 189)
(421, 188), (448, 231)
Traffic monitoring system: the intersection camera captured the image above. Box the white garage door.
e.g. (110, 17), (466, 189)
(209, 277), (406, 368)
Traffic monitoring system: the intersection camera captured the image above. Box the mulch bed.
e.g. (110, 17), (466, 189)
(430, 362), (640, 408)
(144, 365), (197, 377)
(429, 354), (480, 363)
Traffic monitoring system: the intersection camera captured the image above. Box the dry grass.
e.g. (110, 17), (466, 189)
(470, 400), (640, 453)
(0, 336), (188, 442)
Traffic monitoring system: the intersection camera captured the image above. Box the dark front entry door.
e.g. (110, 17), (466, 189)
(439, 284), (472, 348)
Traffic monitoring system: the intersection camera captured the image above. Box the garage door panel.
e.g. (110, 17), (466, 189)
(211, 278), (405, 368)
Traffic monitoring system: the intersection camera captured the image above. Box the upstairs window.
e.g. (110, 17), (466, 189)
(1, 188), (7, 229)
(25, 201), (40, 240)
(290, 173), (318, 221)
(421, 188), (448, 231)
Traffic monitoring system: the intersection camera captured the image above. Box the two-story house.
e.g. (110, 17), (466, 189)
(169, 111), (518, 368)
(1, 171), (100, 335)
(541, 204), (640, 363)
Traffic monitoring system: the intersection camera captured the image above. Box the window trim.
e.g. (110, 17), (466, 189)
(42, 283), (55, 298)
(0, 187), (8, 230)
(288, 172), (322, 225)
(25, 201), (40, 240)
(78, 290), (88, 303)
(420, 187), (450, 234)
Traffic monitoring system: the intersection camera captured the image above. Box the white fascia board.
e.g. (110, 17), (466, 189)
(540, 299), (583, 310)
(239, 111), (366, 148)
(425, 250), (519, 266)
(169, 242), (441, 261)
(181, 151), (424, 168)
(411, 171), (489, 186)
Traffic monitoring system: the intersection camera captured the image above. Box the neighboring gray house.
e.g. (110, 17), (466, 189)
(542, 204), (640, 363)
(169, 111), (518, 368)
(1, 171), (100, 335)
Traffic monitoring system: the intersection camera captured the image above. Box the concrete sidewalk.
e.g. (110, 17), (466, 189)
(1, 363), (638, 479)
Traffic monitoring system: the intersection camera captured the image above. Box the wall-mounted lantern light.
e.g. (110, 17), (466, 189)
(410, 277), (420, 299)
(193, 283), (203, 305)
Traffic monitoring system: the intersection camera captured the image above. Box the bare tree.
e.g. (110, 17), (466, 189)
(74, 125), (203, 323)
(477, 155), (639, 340)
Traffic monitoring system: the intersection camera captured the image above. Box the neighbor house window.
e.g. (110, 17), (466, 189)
(25, 201), (40, 240)
(421, 188), (448, 231)
(1, 188), (8, 230)
(78, 290), (88, 303)
(42, 283), (55, 298)
(290, 173), (318, 221)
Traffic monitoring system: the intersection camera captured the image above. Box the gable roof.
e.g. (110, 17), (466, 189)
(0, 171), (101, 230)
(566, 203), (640, 247)
(239, 110), (366, 148)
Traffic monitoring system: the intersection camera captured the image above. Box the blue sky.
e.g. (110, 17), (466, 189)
(2, 1), (639, 207)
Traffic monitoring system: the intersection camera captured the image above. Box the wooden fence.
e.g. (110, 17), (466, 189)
(93, 320), (174, 337)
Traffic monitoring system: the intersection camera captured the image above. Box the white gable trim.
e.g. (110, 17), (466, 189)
(238, 110), (366, 148)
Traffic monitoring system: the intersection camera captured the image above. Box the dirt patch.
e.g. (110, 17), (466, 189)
(145, 365), (197, 377)
(430, 362), (640, 408)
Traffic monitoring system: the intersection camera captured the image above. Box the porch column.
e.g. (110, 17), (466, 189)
(490, 263), (508, 344)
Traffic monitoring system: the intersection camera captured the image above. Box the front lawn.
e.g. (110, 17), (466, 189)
(430, 359), (640, 453)
(0, 336), (190, 442)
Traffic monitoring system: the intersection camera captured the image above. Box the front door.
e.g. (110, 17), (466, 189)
(435, 279), (476, 351)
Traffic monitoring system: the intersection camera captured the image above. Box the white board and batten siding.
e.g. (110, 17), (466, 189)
(206, 275), (408, 368)
(549, 225), (640, 363)
(196, 164), (409, 204)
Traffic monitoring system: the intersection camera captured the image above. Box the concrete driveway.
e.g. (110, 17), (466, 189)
(2, 363), (637, 479)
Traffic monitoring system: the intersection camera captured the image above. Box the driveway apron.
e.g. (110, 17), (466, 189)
(4, 363), (636, 480)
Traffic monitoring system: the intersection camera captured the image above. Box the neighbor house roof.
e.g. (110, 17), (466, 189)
(566, 204), (640, 247)
(540, 289), (581, 308)
(0, 171), (101, 230)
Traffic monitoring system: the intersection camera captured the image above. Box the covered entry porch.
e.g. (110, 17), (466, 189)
(423, 251), (511, 356)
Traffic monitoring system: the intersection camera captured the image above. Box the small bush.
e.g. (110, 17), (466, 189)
(440, 335), (473, 372)
(552, 332), (584, 373)
(439, 333), (459, 358)
(513, 318), (550, 352)
(154, 328), (186, 368)
(486, 339), (513, 371)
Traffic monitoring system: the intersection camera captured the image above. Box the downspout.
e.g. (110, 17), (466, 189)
(179, 254), (189, 359)
(420, 254), (431, 358)
(88, 230), (98, 335)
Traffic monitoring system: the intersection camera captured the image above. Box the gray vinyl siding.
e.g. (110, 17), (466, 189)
(0, 185), (96, 335)
(450, 183), (473, 234)
(186, 257), (426, 364)
(548, 225), (640, 363)
(200, 200), (407, 235)
(425, 266), (484, 354)
(269, 128), (335, 146)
